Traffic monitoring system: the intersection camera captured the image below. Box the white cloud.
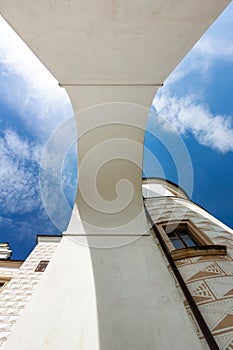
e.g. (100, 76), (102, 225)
(4, 129), (42, 162)
(199, 2), (233, 60)
(0, 129), (42, 214)
(195, 37), (233, 61)
(0, 216), (13, 226)
(0, 15), (73, 141)
(166, 2), (233, 86)
(155, 3), (233, 153)
(153, 91), (233, 153)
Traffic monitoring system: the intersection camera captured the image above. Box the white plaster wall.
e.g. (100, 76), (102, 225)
(0, 0), (230, 235)
(142, 183), (175, 198)
(145, 195), (233, 239)
(0, 267), (18, 281)
(145, 189), (233, 350)
(0, 2), (231, 350)
(0, 242), (59, 350)
(0, 0), (230, 85)
(3, 235), (203, 350)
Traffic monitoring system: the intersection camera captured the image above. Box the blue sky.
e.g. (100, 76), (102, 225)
(0, 4), (233, 259)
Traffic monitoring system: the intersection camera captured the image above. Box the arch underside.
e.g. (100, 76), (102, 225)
(0, 0), (230, 235)
(0, 2), (231, 350)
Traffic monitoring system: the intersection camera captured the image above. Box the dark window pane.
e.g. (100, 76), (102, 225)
(35, 260), (49, 272)
(182, 236), (198, 247)
(178, 230), (198, 247)
(166, 226), (200, 249)
(170, 238), (184, 249)
(176, 229), (189, 237)
(167, 232), (177, 238)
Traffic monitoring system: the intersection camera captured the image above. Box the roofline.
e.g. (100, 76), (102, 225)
(142, 177), (190, 200)
(36, 235), (62, 244)
(0, 260), (24, 268)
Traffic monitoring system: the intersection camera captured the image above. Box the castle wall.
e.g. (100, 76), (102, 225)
(145, 196), (233, 350)
(0, 239), (60, 349)
(2, 235), (204, 350)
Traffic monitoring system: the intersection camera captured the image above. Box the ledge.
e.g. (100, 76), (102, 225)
(37, 235), (62, 243)
(0, 260), (23, 268)
(171, 245), (227, 260)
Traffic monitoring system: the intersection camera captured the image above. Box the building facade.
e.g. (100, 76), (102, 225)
(0, 1), (232, 349)
(143, 178), (233, 350)
(0, 237), (61, 350)
(0, 178), (232, 349)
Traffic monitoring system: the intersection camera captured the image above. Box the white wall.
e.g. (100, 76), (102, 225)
(0, 240), (59, 350)
(3, 236), (203, 350)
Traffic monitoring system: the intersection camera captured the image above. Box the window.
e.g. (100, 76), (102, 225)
(156, 220), (226, 260)
(35, 260), (49, 272)
(0, 278), (10, 292)
(166, 227), (199, 249)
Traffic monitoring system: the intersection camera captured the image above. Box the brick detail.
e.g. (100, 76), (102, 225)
(0, 242), (59, 349)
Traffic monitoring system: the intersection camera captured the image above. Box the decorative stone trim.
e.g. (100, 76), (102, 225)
(156, 220), (227, 260)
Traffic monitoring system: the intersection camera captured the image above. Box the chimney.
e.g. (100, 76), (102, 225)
(0, 243), (12, 260)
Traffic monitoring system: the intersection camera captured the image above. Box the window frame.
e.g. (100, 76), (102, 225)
(166, 228), (199, 249)
(156, 220), (227, 260)
(0, 277), (10, 292)
(35, 260), (49, 272)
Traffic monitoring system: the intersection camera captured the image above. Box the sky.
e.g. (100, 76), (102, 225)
(0, 3), (233, 260)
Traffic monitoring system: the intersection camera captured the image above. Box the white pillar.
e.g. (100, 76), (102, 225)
(1, 1), (230, 348)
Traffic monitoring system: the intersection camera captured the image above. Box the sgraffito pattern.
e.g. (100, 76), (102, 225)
(145, 197), (233, 350)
